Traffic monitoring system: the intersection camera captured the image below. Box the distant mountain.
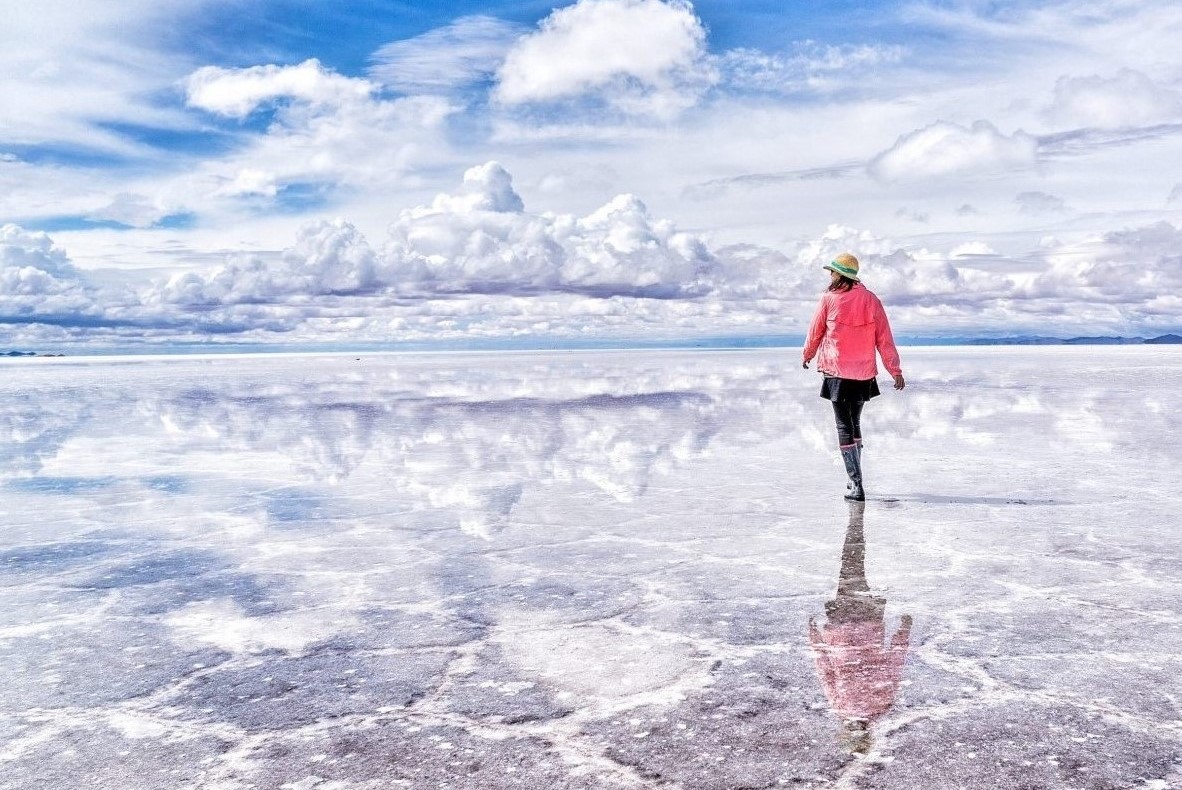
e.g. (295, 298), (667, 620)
(956, 336), (1127, 345)
(950, 335), (1182, 346)
(1062, 336), (1144, 345)
(0, 350), (66, 357)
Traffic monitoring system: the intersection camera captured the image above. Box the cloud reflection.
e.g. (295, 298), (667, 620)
(2, 350), (1172, 533)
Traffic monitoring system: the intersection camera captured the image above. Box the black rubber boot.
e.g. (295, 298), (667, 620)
(847, 441), (863, 491)
(841, 446), (864, 501)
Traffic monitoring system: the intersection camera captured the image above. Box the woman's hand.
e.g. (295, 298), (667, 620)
(802, 361), (810, 369)
(893, 374), (906, 390)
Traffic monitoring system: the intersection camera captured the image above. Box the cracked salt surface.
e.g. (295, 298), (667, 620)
(0, 347), (1179, 789)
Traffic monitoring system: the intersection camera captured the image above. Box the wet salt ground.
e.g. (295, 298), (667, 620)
(0, 348), (1179, 790)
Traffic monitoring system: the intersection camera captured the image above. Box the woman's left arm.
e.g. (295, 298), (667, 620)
(874, 298), (905, 389)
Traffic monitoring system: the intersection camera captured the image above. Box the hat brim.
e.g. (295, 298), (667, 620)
(823, 264), (859, 281)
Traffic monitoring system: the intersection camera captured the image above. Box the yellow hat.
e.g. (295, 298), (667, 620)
(824, 252), (860, 281)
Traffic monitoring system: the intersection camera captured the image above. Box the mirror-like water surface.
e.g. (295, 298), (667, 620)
(1, 348), (1179, 789)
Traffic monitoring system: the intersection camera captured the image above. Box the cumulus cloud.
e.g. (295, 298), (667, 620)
(0, 224), (115, 321)
(156, 219), (379, 306)
(368, 15), (521, 94)
(787, 223), (1024, 315)
(385, 164), (716, 298)
(868, 120), (1037, 181)
(888, 220), (1182, 330)
(1034, 221), (1182, 310)
(426, 160), (526, 214)
(1047, 69), (1182, 129)
(185, 59), (376, 119)
(494, 0), (716, 118)
(157, 162), (718, 304)
(1, 224), (76, 284)
(7, 163), (1182, 346)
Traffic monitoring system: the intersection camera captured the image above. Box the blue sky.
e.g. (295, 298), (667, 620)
(148, 1), (896, 75)
(2, 0), (1181, 348)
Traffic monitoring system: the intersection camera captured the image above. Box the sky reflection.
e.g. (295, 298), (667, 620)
(0, 349), (1180, 788)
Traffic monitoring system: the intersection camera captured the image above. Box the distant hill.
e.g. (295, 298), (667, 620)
(953, 334), (1182, 346)
(1063, 336), (1144, 345)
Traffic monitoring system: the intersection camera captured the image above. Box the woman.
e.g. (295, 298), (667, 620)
(802, 252), (905, 501)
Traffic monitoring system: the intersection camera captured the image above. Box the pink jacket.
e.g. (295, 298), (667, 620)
(803, 283), (902, 380)
(809, 619), (911, 722)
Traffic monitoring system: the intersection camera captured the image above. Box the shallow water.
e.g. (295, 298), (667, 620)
(1, 348), (1179, 789)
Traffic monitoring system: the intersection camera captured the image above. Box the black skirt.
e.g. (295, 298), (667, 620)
(820, 376), (881, 403)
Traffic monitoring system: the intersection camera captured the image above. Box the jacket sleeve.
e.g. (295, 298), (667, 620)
(802, 296), (828, 364)
(874, 297), (903, 377)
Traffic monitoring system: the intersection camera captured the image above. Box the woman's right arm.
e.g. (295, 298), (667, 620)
(802, 296), (828, 368)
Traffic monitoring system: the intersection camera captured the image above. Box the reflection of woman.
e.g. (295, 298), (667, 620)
(809, 501), (911, 754)
(802, 253), (905, 501)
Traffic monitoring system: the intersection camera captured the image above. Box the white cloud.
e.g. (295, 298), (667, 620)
(1016, 191), (1067, 215)
(87, 193), (176, 228)
(950, 242), (997, 257)
(6, 363), (743, 547)
(0, 224), (76, 284)
(494, 0), (716, 118)
(384, 163), (717, 298)
(868, 120), (1038, 181)
(144, 373), (720, 537)
(0, 224), (114, 320)
(895, 207), (930, 223)
(720, 42), (907, 93)
(1034, 221), (1182, 306)
(368, 15), (521, 94)
(161, 162), (717, 304)
(1047, 69), (1182, 129)
(184, 59), (377, 119)
(214, 169), (279, 199)
(428, 160), (526, 214)
(0, 0), (203, 153)
(156, 218), (378, 305)
(6, 164), (1182, 346)
(906, 0), (1182, 74)
(177, 59), (459, 203)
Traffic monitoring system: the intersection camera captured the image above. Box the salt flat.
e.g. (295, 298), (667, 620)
(0, 348), (1179, 789)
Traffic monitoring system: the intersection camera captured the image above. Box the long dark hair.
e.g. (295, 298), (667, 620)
(828, 275), (858, 293)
